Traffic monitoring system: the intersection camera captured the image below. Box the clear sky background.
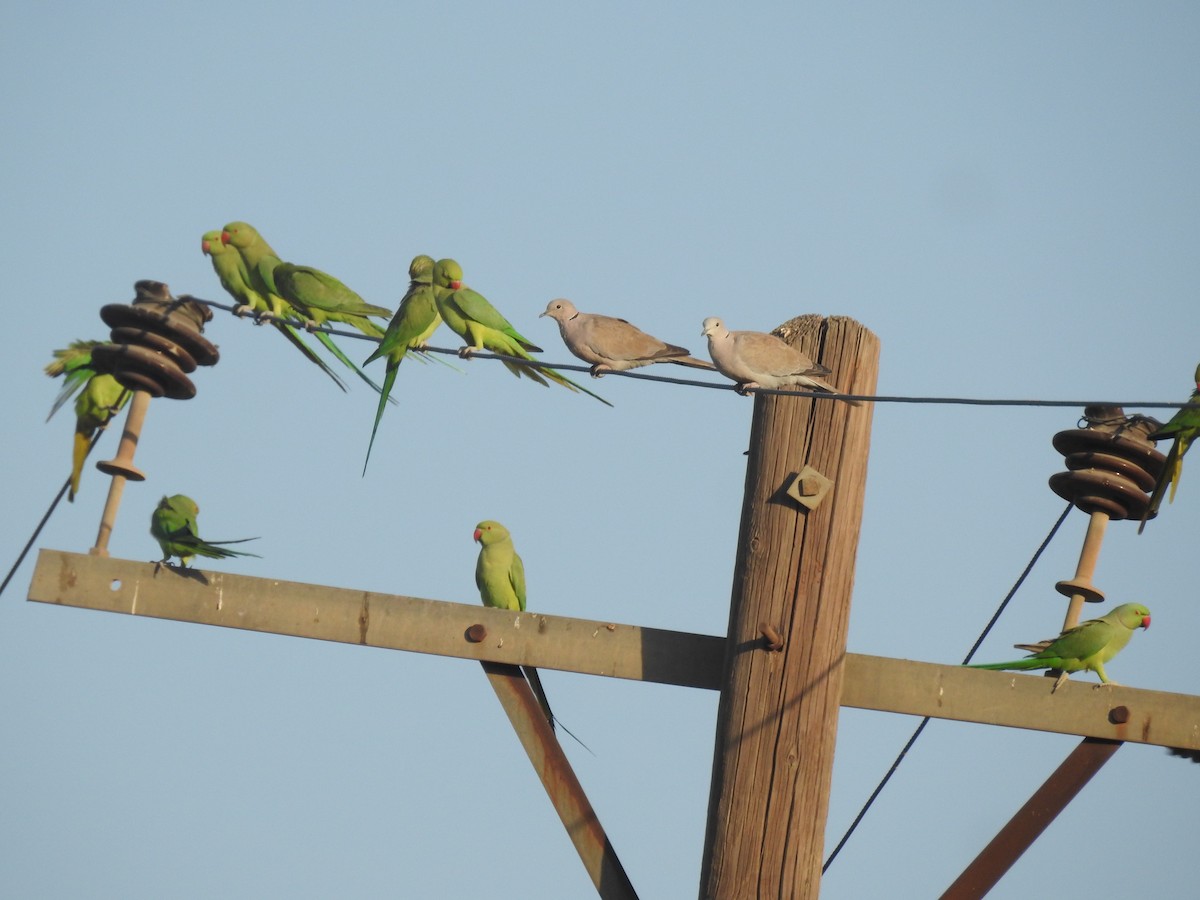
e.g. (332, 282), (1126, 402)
(1, 3), (1197, 898)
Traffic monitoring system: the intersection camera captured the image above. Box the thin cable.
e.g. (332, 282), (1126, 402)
(190, 296), (1194, 411)
(821, 500), (1074, 873)
(1, 394), (129, 601)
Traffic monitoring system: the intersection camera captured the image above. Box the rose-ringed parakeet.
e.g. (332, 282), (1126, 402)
(202, 231), (347, 391)
(968, 602), (1150, 691)
(150, 494), (260, 567)
(1138, 363), (1200, 534)
(360, 254), (443, 473)
(541, 299), (714, 376)
(45, 341), (131, 501)
(701, 317), (861, 404)
(432, 259), (611, 406)
(220, 221), (391, 398)
(474, 520), (555, 729)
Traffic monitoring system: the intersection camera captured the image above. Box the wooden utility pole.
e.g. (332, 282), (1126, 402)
(699, 316), (879, 899)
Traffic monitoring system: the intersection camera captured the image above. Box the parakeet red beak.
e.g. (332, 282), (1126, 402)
(473, 528), (482, 542)
(220, 231), (231, 245)
(449, 280), (462, 290)
(201, 240), (210, 252)
(1141, 614), (1151, 630)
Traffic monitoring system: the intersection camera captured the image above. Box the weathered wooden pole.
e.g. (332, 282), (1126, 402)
(699, 315), (878, 899)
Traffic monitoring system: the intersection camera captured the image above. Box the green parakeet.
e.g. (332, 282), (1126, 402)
(150, 494), (260, 567)
(1139, 363), (1200, 534)
(361, 254), (443, 473)
(220, 221), (391, 397)
(474, 520), (555, 729)
(45, 341), (130, 501)
(969, 602), (1150, 691)
(69, 373), (129, 501)
(201, 230), (347, 391)
(44, 339), (104, 420)
(432, 259), (611, 406)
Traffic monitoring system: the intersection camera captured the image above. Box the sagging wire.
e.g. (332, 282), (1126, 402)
(822, 500), (1075, 873)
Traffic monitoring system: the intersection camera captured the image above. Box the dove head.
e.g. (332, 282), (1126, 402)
(221, 221), (257, 248)
(540, 299), (578, 322)
(701, 317), (725, 339)
(473, 520), (510, 545)
(408, 255), (435, 284)
(433, 258), (463, 291)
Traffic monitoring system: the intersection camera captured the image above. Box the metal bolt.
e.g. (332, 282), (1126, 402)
(466, 623), (488, 643)
(1108, 705), (1130, 725)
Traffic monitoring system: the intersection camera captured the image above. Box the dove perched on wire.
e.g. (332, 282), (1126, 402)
(540, 299), (714, 377)
(701, 317), (860, 404)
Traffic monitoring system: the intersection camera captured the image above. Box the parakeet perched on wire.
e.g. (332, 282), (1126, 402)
(968, 603), (1150, 691)
(202, 230), (347, 391)
(220, 221), (391, 397)
(432, 259), (610, 406)
(361, 254), (442, 473)
(150, 494), (260, 567)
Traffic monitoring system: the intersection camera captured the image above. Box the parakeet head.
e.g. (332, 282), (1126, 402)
(409, 255), (435, 284)
(163, 494), (200, 518)
(701, 317), (725, 338)
(1112, 603), (1151, 631)
(201, 231), (223, 256)
(221, 221), (258, 249)
(432, 258), (463, 291)
(1192, 361), (1200, 387)
(539, 299), (578, 322)
(473, 520), (510, 545)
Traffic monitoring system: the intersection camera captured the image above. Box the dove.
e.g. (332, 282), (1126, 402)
(1138, 362), (1200, 534)
(701, 317), (860, 404)
(540, 299), (714, 376)
(968, 602), (1150, 691)
(150, 494), (260, 568)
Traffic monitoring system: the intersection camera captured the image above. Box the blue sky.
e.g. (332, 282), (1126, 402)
(1, 3), (1197, 898)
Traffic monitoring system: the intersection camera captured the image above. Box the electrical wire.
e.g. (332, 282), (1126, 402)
(190, 296), (1195, 411)
(821, 500), (1075, 873)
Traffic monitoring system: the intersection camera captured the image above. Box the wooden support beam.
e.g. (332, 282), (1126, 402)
(940, 738), (1122, 899)
(699, 316), (880, 900)
(482, 662), (638, 899)
(26, 550), (1200, 752)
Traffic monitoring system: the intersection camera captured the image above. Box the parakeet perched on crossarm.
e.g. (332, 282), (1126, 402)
(968, 602), (1150, 691)
(1139, 363), (1200, 534)
(150, 494), (260, 568)
(473, 520), (557, 729)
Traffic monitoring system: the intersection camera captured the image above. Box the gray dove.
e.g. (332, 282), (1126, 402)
(701, 317), (860, 404)
(541, 299), (714, 376)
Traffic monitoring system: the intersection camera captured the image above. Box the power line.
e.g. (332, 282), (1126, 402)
(822, 500), (1075, 873)
(190, 296), (1195, 411)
